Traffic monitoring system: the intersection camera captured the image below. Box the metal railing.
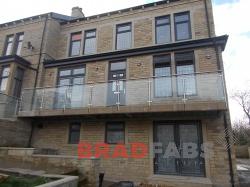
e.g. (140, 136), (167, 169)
(0, 93), (20, 119)
(19, 72), (226, 112)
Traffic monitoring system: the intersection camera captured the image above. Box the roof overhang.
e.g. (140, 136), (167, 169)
(0, 55), (31, 68)
(44, 35), (228, 68)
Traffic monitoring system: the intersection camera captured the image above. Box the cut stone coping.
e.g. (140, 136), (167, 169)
(0, 147), (35, 150)
(0, 168), (79, 187)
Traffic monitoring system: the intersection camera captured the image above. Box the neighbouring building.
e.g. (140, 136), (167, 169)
(0, 0), (238, 186)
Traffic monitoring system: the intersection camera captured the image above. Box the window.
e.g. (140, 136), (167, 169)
(154, 121), (205, 177)
(68, 122), (81, 144)
(14, 33), (24, 55)
(106, 122), (125, 144)
(55, 66), (85, 108)
(69, 32), (82, 57)
(116, 23), (132, 50)
(153, 55), (172, 97)
(0, 66), (10, 92)
(174, 12), (191, 41)
(155, 16), (171, 44)
(84, 29), (96, 54)
(13, 67), (24, 98)
(175, 52), (196, 95)
(3, 35), (14, 56)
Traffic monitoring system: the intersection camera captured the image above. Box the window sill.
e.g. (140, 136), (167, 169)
(148, 174), (212, 185)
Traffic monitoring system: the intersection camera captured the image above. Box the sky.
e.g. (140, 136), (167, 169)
(0, 0), (249, 123)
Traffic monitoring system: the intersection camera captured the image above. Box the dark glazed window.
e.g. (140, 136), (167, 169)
(106, 122), (125, 144)
(0, 66), (10, 92)
(84, 29), (96, 54)
(68, 122), (81, 144)
(174, 12), (191, 41)
(3, 35), (14, 56)
(175, 52), (196, 95)
(13, 67), (24, 98)
(14, 33), (24, 55)
(69, 32), (82, 57)
(153, 55), (172, 97)
(154, 121), (205, 177)
(155, 15), (171, 44)
(55, 66), (85, 109)
(116, 23), (132, 50)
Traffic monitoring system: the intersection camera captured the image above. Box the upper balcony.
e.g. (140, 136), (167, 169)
(18, 72), (227, 117)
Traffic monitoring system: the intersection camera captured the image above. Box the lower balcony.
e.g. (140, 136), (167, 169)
(18, 72), (227, 117)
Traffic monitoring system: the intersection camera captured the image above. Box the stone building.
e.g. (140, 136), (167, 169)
(0, 0), (238, 186)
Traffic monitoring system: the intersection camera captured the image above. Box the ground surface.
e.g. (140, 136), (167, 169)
(237, 159), (250, 187)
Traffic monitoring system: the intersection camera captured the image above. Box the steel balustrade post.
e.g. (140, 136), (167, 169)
(148, 78), (152, 106)
(182, 78), (187, 103)
(40, 89), (45, 109)
(116, 80), (120, 111)
(88, 85), (94, 109)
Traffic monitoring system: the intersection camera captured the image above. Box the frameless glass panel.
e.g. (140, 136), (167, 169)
(154, 67), (172, 97)
(156, 24), (171, 44)
(176, 23), (190, 41)
(117, 32), (132, 50)
(179, 124), (203, 176)
(110, 62), (126, 71)
(177, 65), (196, 95)
(155, 124), (177, 174)
(84, 37), (96, 54)
(69, 85), (84, 108)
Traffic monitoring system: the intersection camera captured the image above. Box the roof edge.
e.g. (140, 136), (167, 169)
(44, 35), (228, 68)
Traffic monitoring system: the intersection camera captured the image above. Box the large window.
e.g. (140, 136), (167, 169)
(68, 122), (81, 144)
(69, 32), (82, 57)
(3, 35), (14, 56)
(84, 29), (96, 54)
(105, 122), (125, 144)
(155, 16), (171, 44)
(154, 121), (205, 177)
(56, 66), (85, 108)
(174, 12), (191, 41)
(153, 55), (172, 97)
(175, 52), (196, 96)
(13, 67), (24, 98)
(116, 23), (132, 50)
(14, 33), (24, 55)
(0, 66), (10, 92)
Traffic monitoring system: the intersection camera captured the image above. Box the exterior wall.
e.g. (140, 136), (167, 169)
(0, 119), (31, 147)
(31, 114), (235, 187)
(41, 48), (219, 87)
(57, 0), (212, 59)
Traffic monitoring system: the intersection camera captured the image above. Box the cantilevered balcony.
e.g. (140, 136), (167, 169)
(18, 72), (227, 117)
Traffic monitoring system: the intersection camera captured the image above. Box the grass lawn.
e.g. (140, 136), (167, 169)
(0, 176), (51, 187)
